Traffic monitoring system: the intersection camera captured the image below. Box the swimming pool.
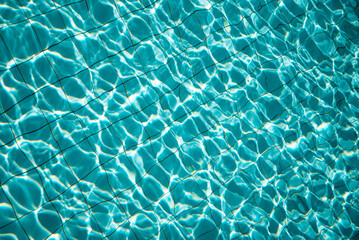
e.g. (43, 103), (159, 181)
(0, 0), (359, 239)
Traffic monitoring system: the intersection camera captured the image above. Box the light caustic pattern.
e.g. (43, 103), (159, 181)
(0, 0), (359, 239)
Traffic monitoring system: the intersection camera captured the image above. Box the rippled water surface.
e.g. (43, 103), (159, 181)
(1, 0), (359, 239)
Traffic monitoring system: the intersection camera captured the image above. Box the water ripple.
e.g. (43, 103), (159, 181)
(0, 0), (359, 239)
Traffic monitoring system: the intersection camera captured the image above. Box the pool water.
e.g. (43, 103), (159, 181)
(0, 0), (359, 239)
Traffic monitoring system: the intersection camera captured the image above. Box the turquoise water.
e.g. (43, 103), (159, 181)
(0, 0), (359, 239)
